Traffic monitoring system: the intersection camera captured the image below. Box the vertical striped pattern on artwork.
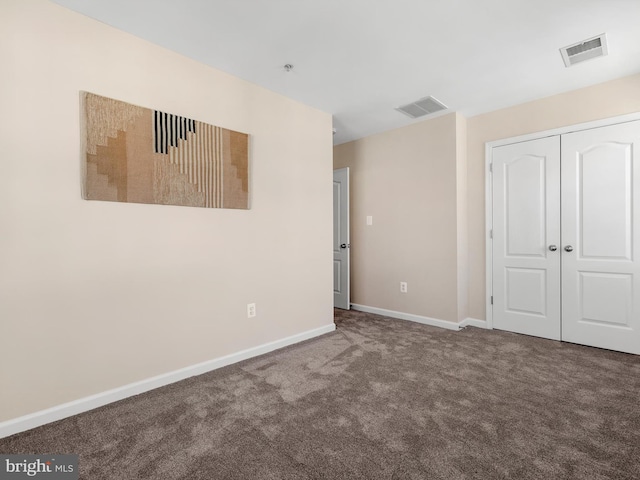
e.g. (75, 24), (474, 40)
(154, 111), (196, 155)
(153, 111), (224, 207)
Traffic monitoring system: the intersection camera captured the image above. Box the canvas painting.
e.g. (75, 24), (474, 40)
(82, 92), (249, 209)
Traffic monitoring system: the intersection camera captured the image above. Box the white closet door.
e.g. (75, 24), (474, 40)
(492, 136), (561, 340)
(561, 120), (640, 355)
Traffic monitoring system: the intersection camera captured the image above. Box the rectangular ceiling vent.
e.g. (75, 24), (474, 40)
(560, 33), (608, 67)
(396, 96), (448, 119)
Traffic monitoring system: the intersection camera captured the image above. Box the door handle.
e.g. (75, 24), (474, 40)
(564, 245), (574, 252)
(340, 244), (347, 249)
(548, 245), (558, 251)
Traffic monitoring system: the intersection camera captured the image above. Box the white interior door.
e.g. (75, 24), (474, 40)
(333, 168), (350, 310)
(492, 136), (561, 340)
(561, 120), (640, 355)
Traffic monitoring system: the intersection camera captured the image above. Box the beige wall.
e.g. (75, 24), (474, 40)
(0, 0), (333, 422)
(467, 73), (640, 319)
(334, 113), (465, 323)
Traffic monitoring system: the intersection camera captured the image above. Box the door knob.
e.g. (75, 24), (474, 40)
(564, 245), (574, 252)
(340, 244), (347, 249)
(548, 245), (558, 251)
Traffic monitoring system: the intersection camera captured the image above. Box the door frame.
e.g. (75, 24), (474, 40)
(485, 111), (640, 329)
(333, 167), (350, 309)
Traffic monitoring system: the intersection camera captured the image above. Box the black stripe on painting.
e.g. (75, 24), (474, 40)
(163, 112), (167, 154)
(154, 111), (159, 153)
(172, 115), (178, 147)
(160, 112), (164, 153)
(163, 112), (168, 153)
(159, 111), (163, 153)
(156, 111), (163, 154)
(158, 112), (162, 154)
(169, 114), (174, 147)
(157, 111), (162, 154)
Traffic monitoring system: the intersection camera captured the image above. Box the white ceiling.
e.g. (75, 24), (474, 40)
(52, 0), (640, 145)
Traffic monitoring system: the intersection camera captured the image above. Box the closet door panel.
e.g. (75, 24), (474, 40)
(492, 136), (561, 340)
(561, 120), (640, 354)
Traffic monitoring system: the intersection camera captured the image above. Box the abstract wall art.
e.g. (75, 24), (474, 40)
(82, 92), (249, 209)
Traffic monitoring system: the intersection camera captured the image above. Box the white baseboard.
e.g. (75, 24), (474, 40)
(460, 317), (488, 329)
(350, 304), (462, 331)
(0, 323), (336, 439)
(349, 305), (490, 331)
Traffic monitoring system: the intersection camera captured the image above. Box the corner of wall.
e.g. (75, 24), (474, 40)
(455, 113), (469, 322)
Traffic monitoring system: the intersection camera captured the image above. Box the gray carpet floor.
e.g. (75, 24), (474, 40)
(1, 309), (640, 479)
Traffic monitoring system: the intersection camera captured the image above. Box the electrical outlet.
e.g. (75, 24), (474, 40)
(247, 303), (256, 318)
(400, 282), (408, 293)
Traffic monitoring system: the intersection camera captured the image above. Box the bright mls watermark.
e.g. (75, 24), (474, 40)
(0, 455), (78, 479)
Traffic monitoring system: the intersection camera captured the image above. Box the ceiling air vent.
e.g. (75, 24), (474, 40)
(560, 33), (608, 67)
(396, 96), (448, 119)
